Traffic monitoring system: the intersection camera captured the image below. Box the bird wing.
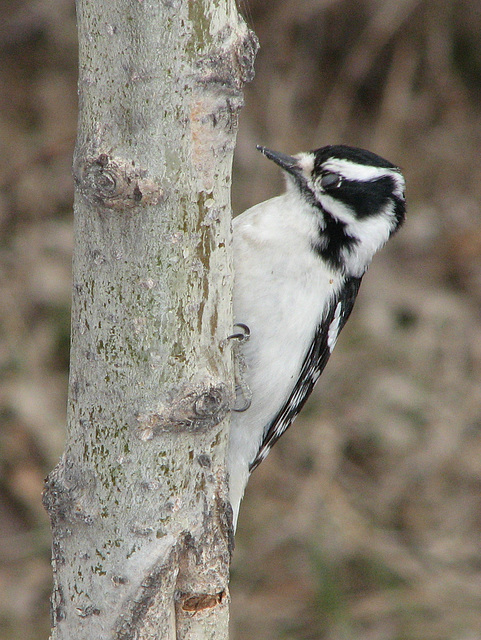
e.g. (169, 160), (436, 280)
(249, 276), (362, 472)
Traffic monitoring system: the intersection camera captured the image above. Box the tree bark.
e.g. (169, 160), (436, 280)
(42, 1), (257, 638)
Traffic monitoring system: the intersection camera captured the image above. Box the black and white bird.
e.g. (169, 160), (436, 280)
(228, 144), (406, 529)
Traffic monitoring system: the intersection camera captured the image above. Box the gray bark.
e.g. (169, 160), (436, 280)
(42, 1), (257, 638)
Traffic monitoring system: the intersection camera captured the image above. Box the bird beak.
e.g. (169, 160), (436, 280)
(256, 145), (301, 178)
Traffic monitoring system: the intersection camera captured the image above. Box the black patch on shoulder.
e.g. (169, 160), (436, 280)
(249, 276), (362, 472)
(311, 211), (358, 271)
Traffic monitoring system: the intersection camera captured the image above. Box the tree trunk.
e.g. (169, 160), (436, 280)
(42, 1), (257, 638)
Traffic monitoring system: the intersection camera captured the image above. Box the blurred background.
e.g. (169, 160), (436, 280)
(1, 0), (481, 638)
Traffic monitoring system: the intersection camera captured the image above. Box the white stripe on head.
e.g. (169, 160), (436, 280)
(322, 158), (405, 198)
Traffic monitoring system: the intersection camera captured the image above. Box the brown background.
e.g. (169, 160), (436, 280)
(1, 1), (481, 638)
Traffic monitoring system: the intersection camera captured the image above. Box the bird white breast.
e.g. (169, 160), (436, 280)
(228, 193), (344, 504)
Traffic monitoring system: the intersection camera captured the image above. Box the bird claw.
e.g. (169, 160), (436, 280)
(227, 323), (250, 343)
(228, 323), (252, 413)
(232, 386), (252, 412)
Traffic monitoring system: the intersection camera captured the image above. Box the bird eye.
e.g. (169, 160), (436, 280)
(320, 172), (342, 190)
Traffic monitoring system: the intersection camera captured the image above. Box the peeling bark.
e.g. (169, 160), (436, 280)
(43, 1), (257, 638)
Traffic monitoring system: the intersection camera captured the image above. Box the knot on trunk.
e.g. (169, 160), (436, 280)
(195, 23), (259, 93)
(42, 454), (98, 527)
(136, 383), (231, 439)
(74, 153), (163, 210)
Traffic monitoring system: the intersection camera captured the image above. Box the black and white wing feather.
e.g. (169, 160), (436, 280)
(249, 276), (362, 472)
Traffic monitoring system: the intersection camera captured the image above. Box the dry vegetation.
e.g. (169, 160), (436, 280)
(1, 0), (481, 639)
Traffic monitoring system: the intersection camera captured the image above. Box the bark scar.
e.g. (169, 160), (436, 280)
(190, 24), (259, 188)
(178, 590), (226, 612)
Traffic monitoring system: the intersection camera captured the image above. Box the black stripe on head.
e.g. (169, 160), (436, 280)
(391, 194), (406, 231)
(313, 145), (398, 171)
(334, 174), (399, 219)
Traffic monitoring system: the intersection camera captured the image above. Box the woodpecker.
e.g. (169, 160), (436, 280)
(228, 144), (406, 529)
